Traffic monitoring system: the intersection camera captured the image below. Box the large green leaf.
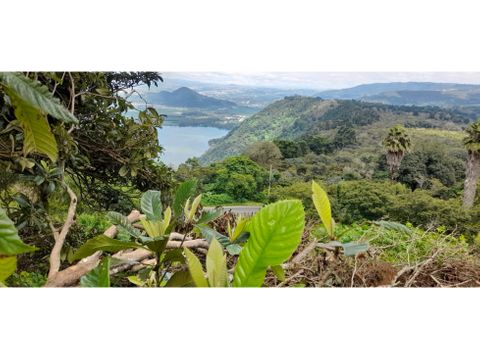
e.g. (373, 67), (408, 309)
(172, 180), (197, 216)
(140, 190), (163, 221)
(80, 257), (111, 287)
(107, 211), (142, 238)
(0, 256), (17, 282)
(71, 235), (145, 261)
(185, 248), (208, 287)
(233, 200), (305, 287)
(0, 72), (78, 123)
(13, 99), (58, 162)
(312, 181), (334, 238)
(197, 209), (223, 225)
(144, 237), (168, 254)
(195, 224), (230, 246)
(162, 248), (186, 264)
(206, 238), (228, 287)
(187, 194), (202, 221)
(0, 208), (37, 256)
(165, 270), (193, 287)
(226, 243), (242, 256)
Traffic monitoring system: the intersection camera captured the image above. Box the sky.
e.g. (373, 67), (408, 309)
(166, 72), (480, 90)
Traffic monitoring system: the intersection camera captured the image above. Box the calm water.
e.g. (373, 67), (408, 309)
(157, 126), (229, 167)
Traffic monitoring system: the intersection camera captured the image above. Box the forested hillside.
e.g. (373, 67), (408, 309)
(147, 87), (238, 109)
(201, 96), (477, 163)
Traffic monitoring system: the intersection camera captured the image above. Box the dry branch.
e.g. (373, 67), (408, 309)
(47, 184), (78, 279)
(44, 210), (210, 287)
(44, 210), (141, 287)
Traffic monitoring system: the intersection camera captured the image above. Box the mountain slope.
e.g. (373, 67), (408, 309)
(199, 96), (478, 164)
(363, 89), (480, 106)
(146, 87), (238, 109)
(317, 82), (480, 100)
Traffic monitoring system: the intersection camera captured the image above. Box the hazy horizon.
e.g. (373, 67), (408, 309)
(165, 72), (480, 90)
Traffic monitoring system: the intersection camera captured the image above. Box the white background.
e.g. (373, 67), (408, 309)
(1, 1), (479, 359)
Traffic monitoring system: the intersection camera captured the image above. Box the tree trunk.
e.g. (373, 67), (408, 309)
(463, 151), (480, 209)
(386, 151), (404, 181)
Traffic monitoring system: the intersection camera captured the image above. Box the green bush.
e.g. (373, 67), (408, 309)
(324, 180), (479, 238)
(7, 271), (47, 287)
(330, 180), (407, 223)
(77, 212), (110, 234)
(209, 156), (268, 202)
(201, 193), (236, 206)
(391, 191), (479, 236)
(269, 181), (314, 216)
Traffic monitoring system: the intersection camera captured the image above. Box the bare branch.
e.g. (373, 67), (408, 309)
(47, 184), (77, 279)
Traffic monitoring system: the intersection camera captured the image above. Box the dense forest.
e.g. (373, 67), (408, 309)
(1, 72), (479, 287)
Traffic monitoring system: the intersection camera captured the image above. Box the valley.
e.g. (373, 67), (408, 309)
(2, 72), (480, 289)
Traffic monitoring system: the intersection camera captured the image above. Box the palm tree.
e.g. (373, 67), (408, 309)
(382, 125), (412, 180)
(462, 119), (480, 209)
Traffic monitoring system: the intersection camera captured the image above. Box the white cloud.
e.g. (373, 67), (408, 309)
(165, 72), (480, 90)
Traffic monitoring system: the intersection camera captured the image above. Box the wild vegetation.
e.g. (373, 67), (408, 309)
(1, 72), (479, 287)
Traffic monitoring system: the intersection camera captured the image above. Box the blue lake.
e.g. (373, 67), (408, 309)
(157, 125), (229, 167)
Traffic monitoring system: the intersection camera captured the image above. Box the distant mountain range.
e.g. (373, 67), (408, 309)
(143, 81), (480, 109)
(146, 87), (238, 109)
(316, 82), (480, 106)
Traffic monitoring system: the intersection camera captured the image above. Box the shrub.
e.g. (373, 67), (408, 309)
(201, 193), (236, 206)
(330, 180), (407, 223)
(7, 271), (47, 287)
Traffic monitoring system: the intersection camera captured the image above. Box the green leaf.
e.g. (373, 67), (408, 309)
(127, 275), (146, 287)
(144, 237), (168, 255)
(119, 165), (128, 177)
(312, 181), (334, 238)
(188, 194), (202, 221)
(0, 256), (16, 282)
(233, 200), (305, 287)
(271, 265), (285, 282)
(80, 257), (110, 287)
(173, 180), (197, 216)
(0, 72), (78, 123)
(184, 248), (208, 287)
(162, 248), (186, 264)
(373, 220), (412, 235)
(165, 270), (193, 287)
(141, 190), (163, 221)
(226, 244), (242, 256)
(107, 211), (141, 238)
(342, 242), (369, 257)
(71, 235), (144, 261)
(206, 238), (228, 287)
(197, 209), (223, 224)
(13, 99), (58, 162)
(0, 208), (37, 256)
(162, 207), (172, 233)
(195, 224), (230, 246)
(230, 217), (250, 242)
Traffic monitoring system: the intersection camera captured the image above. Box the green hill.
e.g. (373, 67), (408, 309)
(200, 96), (478, 164)
(147, 87), (238, 109)
(363, 89), (480, 106)
(316, 82), (480, 106)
